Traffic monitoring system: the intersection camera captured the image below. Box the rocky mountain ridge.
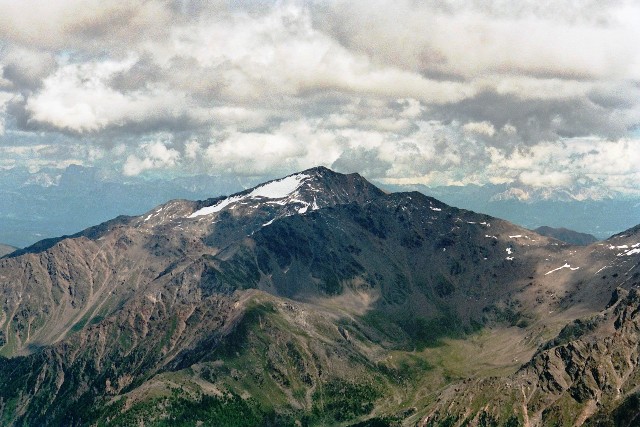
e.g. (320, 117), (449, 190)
(534, 226), (599, 246)
(0, 167), (638, 426)
(382, 182), (640, 240)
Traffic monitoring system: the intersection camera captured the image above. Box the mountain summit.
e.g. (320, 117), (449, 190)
(0, 168), (639, 426)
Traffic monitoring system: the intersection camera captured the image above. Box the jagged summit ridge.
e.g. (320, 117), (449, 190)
(189, 172), (315, 218)
(136, 166), (384, 229)
(188, 166), (382, 213)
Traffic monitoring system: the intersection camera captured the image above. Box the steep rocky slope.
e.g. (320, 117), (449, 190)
(419, 286), (640, 427)
(0, 167), (638, 426)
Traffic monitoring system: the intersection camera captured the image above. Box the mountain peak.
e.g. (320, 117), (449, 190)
(298, 165), (335, 175)
(122, 167), (386, 247)
(186, 167), (383, 220)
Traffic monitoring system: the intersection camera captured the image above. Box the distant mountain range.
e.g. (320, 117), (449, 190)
(1, 167), (639, 426)
(381, 182), (640, 240)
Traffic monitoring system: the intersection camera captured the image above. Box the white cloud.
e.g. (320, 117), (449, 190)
(10, 1), (640, 134)
(184, 140), (201, 161)
(0, 46), (56, 90)
(123, 140), (180, 176)
(0, 141), (116, 172)
(111, 143), (127, 156)
(317, 0), (640, 81)
(398, 99), (424, 119)
(0, 92), (14, 136)
(0, 0), (173, 50)
(0, 0), (638, 199)
(501, 124), (517, 135)
(25, 57), (194, 133)
(18, 4), (475, 136)
(519, 170), (573, 187)
(209, 107), (270, 132)
(205, 132), (304, 175)
(145, 5), (476, 105)
(483, 137), (640, 194)
(463, 121), (496, 137)
(204, 119), (343, 176)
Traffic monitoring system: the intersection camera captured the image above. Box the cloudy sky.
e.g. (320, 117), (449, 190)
(1, 0), (640, 196)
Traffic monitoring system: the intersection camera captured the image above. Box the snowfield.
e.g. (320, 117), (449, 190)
(189, 173), (311, 218)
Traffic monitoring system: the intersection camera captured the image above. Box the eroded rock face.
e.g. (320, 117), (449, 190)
(420, 288), (640, 427)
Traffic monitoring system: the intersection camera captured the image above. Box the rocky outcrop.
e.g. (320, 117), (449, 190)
(420, 287), (640, 426)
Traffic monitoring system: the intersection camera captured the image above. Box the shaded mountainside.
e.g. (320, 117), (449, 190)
(0, 167), (639, 426)
(534, 226), (598, 246)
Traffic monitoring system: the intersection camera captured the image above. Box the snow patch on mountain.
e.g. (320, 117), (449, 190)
(22, 172), (61, 188)
(617, 243), (640, 256)
(607, 243), (640, 256)
(545, 263), (580, 275)
(189, 194), (244, 217)
(189, 173), (310, 218)
(248, 174), (310, 198)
